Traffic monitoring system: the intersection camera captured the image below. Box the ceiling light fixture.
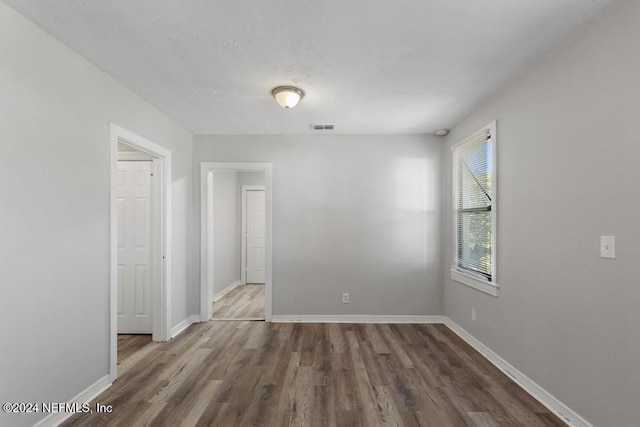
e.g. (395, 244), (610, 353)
(272, 86), (304, 109)
(434, 129), (449, 136)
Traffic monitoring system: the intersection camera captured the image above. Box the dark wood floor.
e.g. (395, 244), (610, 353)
(212, 284), (265, 319)
(64, 322), (564, 426)
(116, 334), (155, 378)
(117, 334), (153, 362)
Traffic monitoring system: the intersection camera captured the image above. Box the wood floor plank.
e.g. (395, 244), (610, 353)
(467, 411), (501, 427)
(271, 350), (300, 427)
(345, 329), (377, 426)
(63, 323), (565, 427)
(381, 324), (415, 369)
(212, 284), (265, 319)
(328, 323), (346, 353)
(177, 380), (223, 427)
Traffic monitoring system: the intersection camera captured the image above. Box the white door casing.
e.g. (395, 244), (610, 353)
(110, 123), (172, 383)
(244, 189), (266, 284)
(117, 160), (153, 333)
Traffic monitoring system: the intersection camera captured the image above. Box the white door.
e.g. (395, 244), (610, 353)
(246, 190), (266, 284)
(117, 160), (153, 333)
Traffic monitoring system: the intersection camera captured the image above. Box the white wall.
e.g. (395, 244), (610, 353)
(238, 171), (266, 188)
(194, 135), (442, 316)
(441, 1), (638, 425)
(212, 171), (240, 295)
(0, 3), (193, 426)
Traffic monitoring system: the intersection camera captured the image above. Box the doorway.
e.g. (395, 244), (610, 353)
(211, 177), (266, 320)
(200, 162), (273, 322)
(110, 124), (171, 382)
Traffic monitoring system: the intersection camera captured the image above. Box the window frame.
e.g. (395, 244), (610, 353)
(451, 121), (499, 297)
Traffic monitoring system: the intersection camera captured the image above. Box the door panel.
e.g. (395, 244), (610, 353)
(117, 265), (125, 316)
(246, 190), (266, 284)
(117, 160), (153, 333)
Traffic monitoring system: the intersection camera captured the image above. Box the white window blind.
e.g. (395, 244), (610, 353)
(453, 123), (495, 283)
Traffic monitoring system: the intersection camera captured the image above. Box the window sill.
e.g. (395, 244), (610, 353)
(451, 268), (499, 297)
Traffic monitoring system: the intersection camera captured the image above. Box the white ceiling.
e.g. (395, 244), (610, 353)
(4, 0), (619, 135)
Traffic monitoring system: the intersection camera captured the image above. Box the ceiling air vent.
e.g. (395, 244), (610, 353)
(310, 124), (334, 131)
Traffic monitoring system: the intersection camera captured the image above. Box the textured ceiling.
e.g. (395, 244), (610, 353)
(3, 0), (619, 135)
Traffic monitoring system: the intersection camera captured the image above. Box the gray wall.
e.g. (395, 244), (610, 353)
(194, 135), (443, 316)
(212, 171), (241, 295)
(441, 1), (638, 425)
(0, 4), (193, 426)
(238, 171), (266, 188)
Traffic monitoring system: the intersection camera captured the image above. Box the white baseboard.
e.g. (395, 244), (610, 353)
(271, 315), (446, 324)
(443, 318), (591, 427)
(213, 280), (242, 302)
(33, 375), (111, 427)
(170, 314), (201, 339)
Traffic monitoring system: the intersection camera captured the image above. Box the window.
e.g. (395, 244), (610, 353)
(451, 121), (498, 296)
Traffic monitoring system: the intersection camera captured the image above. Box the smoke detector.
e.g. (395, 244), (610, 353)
(310, 124), (335, 131)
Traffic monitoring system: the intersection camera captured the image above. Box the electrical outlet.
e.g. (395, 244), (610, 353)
(472, 307), (477, 322)
(342, 293), (349, 304)
(600, 235), (616, 259)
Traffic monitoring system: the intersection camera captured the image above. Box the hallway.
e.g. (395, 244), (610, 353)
(212, 284), (265, 320)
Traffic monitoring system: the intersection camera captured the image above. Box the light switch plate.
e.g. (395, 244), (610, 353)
(600, 235), (615, 259)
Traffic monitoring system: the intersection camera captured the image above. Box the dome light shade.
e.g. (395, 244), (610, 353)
(272, 86), (304, 109)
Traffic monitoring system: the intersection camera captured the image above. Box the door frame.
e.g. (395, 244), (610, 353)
(200, 162), (273, 322)
(241, 186), (266, 285)
(110, 123), (172, 382)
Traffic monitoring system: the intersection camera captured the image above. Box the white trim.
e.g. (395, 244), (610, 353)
(241, 185), (265, 285)
(117, 151), (154, 161)
(200, 165), (214, 320)
(444, 318), (591, 427)
(213, 280), (242, 302)
(200, 162), (273, 322)
(272, 315), (446, 324)
(33, 375), (111, 427)
(110, 124), (172, 383)
(170, 315), (201, 339)
(451, 268), (499, 297)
